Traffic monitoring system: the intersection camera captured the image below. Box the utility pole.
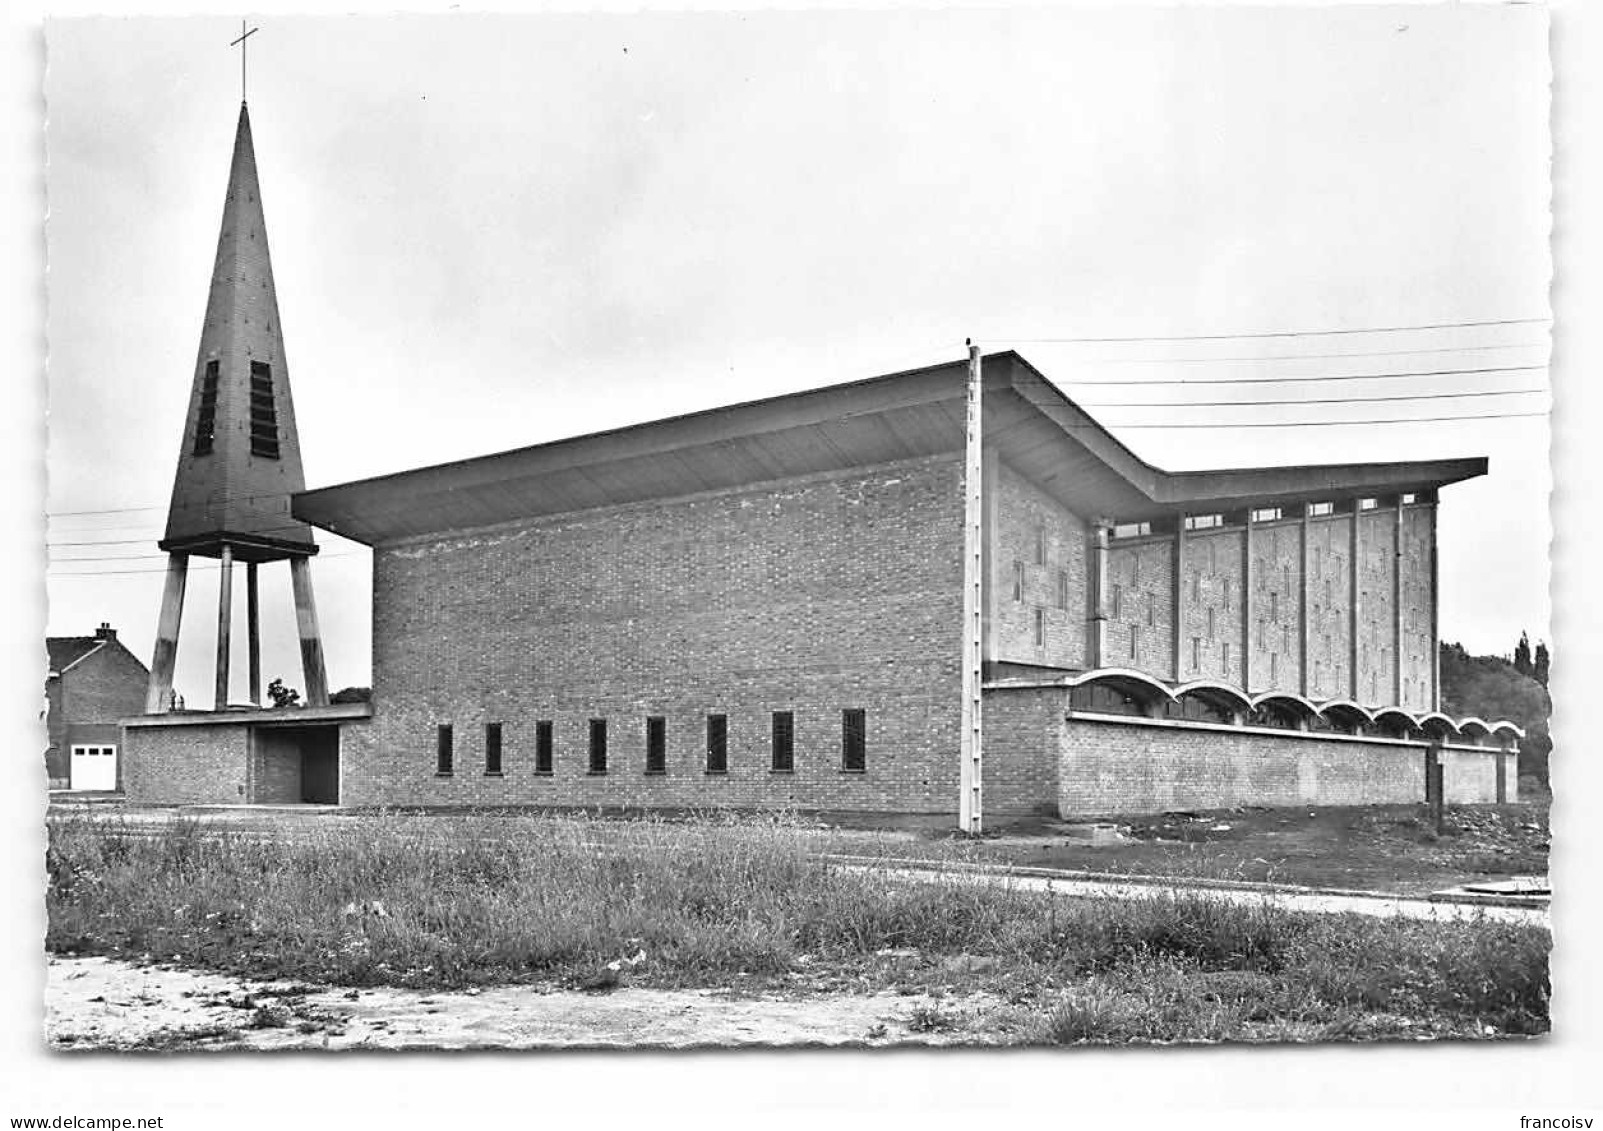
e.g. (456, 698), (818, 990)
(959, 341), (985, 834)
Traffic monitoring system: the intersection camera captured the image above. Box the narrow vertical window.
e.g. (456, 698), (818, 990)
(706, 714), (728, 774)
(1129, 625), (1139, 662)
(1131, 553), (1141, 585)
(1056, 570), (1069, 611)
(193, 360), (219, 456)
(771, 711), (794, 773)
(1111, 584), (1123, 619)
(841, 709), (867, 772)
(645, 716), (666, 775)
(1222, 641), (1231, 672)
(484, 722), (503, 776)
(1033, 606), (1045, 647)
(535, 720), (553, 773)
(435, 724), (453, 776)
(1270, 653), (1278, 684)
(1192, 573), (1201, 602)
(1191, 636), (1201, 671)
(1223, 577), (1232, 611)
(1034, 527), (1046, 566)
(1012, 561), (1024, 602)
(1207, 606), (1215, 639)
(248, 361), (280, 459)
(1146, 593), (1155, 627)
(588, 718), (608, 774)
(1257, 620), (1266, 648)
(1270, 592), (1279, 620)
(1315, 547), (1323, 576)
(1282, 565), (1291, 594)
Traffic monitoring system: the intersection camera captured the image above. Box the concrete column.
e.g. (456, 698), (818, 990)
(1300, 505), (1312, 697)
(1241, 511), (1255, 692)
(290, 555), (330, 707)
(1171, 519), (1185, 681)
(247, 561), (261, 706)
(214, 545), (234, 710)
(1393, 499), (1405, 707)
(1349, 503), (1362, 702)
(1429, 500), (1441, 712)
(144, 553), (189, 714)
(1086, 520), (1111, 668)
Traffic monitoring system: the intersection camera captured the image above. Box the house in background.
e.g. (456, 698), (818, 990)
(45, 624), (149, 791)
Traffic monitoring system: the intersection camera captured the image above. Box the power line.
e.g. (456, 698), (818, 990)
(1081, 387), (1549, 411)
(1062, 363), (1547, 388)
(1068, 341), (1548, 365)
(1100, 410), (1549, 430)
(992, 316), (1550, 345)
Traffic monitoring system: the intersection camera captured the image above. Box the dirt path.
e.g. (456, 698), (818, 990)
(46, 956), (1009, 1050)
(839, 863), (1550, 926)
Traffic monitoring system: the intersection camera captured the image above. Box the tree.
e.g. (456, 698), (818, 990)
(1513, 631), (1533, 678)
(1439, 640), (1552, 790)
(267, 678), (301, 708)
(1533, 642), (1550, 689)
(329, 686), (372, 704)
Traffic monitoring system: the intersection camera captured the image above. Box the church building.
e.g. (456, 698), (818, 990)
(121, 95), (1524, 823)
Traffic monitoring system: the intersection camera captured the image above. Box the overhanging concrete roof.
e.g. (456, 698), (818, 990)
(293, 351), (1488, 545)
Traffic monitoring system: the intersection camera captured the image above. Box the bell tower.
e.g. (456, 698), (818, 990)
(145, 93), (328, 713)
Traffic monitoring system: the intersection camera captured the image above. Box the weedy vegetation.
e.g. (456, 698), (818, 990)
(46, 811), (1550, 1044)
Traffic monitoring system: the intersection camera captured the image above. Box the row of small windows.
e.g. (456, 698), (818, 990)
(434, 710), (866, 777)
(1014, 563), (1072, 611)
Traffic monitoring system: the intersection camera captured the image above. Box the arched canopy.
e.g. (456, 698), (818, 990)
(1173, 679), (1253, 719)
(1415, 712), (1462, 739)
(1457, 717), (1493, 739)
(1318, 700), (1374, 731)
(1250, 692), (1320, 727)
(1372, 707), (1421, 736)
(1490, 720), (1527, 741)
(1068, 668), (1176, 712)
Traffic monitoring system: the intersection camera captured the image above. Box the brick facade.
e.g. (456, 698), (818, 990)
(45, 634), (149, 789)
(989, 461), (1087, 670)
(1107, 535), (1175, 680)
(1179, 527), (1246, 685)
(344, 453), (966, 813)
(123, 723), (251, 805)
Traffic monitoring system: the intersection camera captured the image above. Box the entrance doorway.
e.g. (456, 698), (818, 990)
(250, 725), (340, 804)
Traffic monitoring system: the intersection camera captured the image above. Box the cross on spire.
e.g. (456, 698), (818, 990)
(229, 20), (259, 103)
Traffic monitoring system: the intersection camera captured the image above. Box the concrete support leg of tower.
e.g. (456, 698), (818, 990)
(290, 556), (330, 707)
(144, 553), (190, 714)
(215, 545), (234, 710)
(247, 561), (261, 706)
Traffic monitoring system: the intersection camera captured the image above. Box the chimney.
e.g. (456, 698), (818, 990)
(95, 622), (116, 641)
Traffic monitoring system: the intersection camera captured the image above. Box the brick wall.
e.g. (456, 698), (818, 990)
(252, 729), (303, 803)
(1178, 528), (1245, 685)
(980, 687), (1062, 817)
(123, 723), (250, 805)
(1249, 518), (1304, 694)
(1056, 714), (1516, 814)
(1107, 535), (1175, 680)
(350, 453), (967, 813)
(1399, 503), (1436, 711)
(1357, 508), (1398, 707)
(990, 461), (1086, 670)
(1307, 514), (1353, 699)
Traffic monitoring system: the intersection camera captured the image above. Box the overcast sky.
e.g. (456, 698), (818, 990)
(42, 7), (1550, 702)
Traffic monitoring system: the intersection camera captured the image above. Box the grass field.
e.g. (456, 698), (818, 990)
(45, 810), (1550, 1044)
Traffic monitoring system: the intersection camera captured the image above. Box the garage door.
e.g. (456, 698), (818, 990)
(69, 745), (117, 791)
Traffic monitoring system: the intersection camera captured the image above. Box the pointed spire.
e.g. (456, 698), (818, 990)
(160, 102), (317, 562)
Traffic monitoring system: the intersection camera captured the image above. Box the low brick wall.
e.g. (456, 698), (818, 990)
(1059, 713), (1514, 816)
(983, 686), (1515, 817)
(122, 722), (250, 805)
